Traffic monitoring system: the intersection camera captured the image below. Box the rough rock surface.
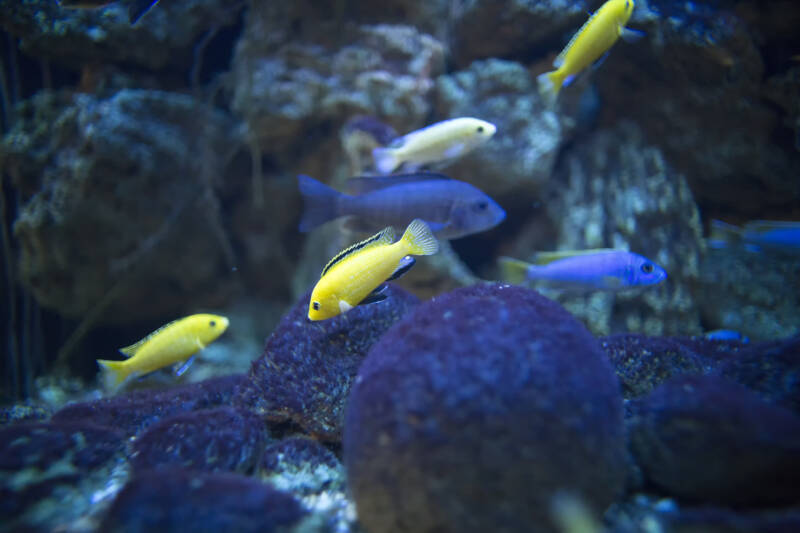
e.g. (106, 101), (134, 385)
(100, 468), (308, 533)
(541, 122), (705, 337)
(130, 407), (268, 473)
(1, 90), (242, 322)
(629, 374), (800, 506)
(345, 283), (627, 533)
(237, 284), (418, 441)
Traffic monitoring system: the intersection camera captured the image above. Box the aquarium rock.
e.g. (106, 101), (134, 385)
(2, 89), (242, 322)
(231, 13), (445, 161)
(130, 406), (268, 474)
(0, 421), (124, 528)
(0, 0), (241, 70)
(697, 246), (800, 341)
(237, 284), (419, 441)
(259, 436), (344, 496)
(600, 334), (714, 399)
(100, 467), (308, 533)
(344, 283), (627, 533)
(629, 374), (800, 507)
(449, 0), (588, 68)
(435, 59), (562, 197)
(52, 374), (248, 437)
(543, 122), (704, 336)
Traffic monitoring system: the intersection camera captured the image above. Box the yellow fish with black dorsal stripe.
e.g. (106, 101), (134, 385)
(96, 313), (229, 391)
(537, 0), (639, 105)
(308, 219), (439, 321)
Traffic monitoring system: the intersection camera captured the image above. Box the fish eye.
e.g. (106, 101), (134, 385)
(641, 263), (654, 274)
(209, 320), (216, 327)
(312, 301), (320, 311)
(477, 126), (484, 133)
(476, 201), (488, 210)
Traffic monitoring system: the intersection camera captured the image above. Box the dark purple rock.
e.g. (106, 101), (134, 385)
(260, 437), (344, 496)
(716, 334), (800, 415)
(600, 334), (713, 398)
(130, 407), (268, 474)
(0, 422), (123, 522)
(344, 283), (627, 533)
(664, 506), (800, 533)
(100, 468), (307, 533)
(629, 374), (800, 506)
(238, 284), (418, 441)
(52, 374), (248, 436)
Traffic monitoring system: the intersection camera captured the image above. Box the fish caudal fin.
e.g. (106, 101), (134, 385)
(498, 256), (532, 285)
(372, 147), (399, 175)
(401, 219), (439, 256)
(537, 71), (562, 106)
(97, 359), (132, 391)
(298, 175), (343, 232)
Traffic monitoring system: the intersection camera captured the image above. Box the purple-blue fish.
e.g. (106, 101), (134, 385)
(298, 172), (505, 240)
(709, 219), (800, 253)
(499, 249), (667, 291)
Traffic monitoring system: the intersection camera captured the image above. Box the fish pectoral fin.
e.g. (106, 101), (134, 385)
(195, 339), (207, 350)
(386, 256), (416, 281)
(442, 142), (466, 159)
(339, 300), (354, 313)
(173, 355), (196, 377)
(360, 285), (389, 306)
(620, 27), (646, 42)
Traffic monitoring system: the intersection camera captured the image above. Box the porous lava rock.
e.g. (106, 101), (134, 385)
(101, 468), (307, 533)
(629, 374), (800, 506)
(344, 283), (627, 533)
(238, 284), (418, 441)
(52, 374), (248, 436)
(130, 407), (267, 474)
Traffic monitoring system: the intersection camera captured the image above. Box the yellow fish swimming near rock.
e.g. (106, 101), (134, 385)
(372, 117), (496, 175)
(308, 219), (439, 321)
(537, 0), (639, 105)
(96, 313), (229, 390)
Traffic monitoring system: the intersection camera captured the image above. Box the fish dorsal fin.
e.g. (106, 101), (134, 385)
(533, 248), (618, 265)
(346, 172), (452, 195)
(321, 226), (395, 277)
(555, 9), (601, 68)
(119, 318), (181, 357)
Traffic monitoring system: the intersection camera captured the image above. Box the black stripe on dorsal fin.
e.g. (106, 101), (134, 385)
(119, 316), (182, 357)
(346, 172), (452, 195)
(320, 226), (395, 278)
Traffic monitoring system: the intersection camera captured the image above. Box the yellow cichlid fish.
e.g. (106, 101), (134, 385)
(308, 219), (439, 321)
(537, 0), (637, 105)
(96, 313), (229, 390)
(372, 117), (496, 175)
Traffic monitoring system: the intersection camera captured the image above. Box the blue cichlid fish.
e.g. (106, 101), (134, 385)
(372, 117), (496, 175)
(57, 0), (161, 24)
(96, 313), (229, 390)
(537, 0), (638, 105)
(298, 172), (505, 240)
(709, 219), (800, 253)
(704, 329), (749, 343)
(308, 219), (438, 321)
(499, 249), (667, 291)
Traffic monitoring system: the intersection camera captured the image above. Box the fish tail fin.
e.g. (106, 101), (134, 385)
(537, 70), (562, 106)
(401, 219), (439, 256)
(297, 174), (343, 232)
(708, 219), (742, 249)
(97, 359), (131, 391)
(498, 256), (532, 285)
(372, 147), (399, 175)
(128, 0), (160, 24)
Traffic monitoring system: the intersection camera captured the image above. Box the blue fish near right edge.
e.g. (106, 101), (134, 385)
(499, 249), (667, 291)
(298, 172), (506, 240)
